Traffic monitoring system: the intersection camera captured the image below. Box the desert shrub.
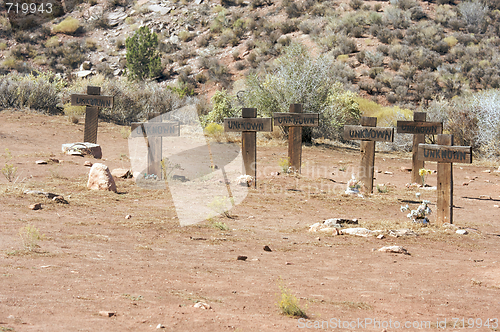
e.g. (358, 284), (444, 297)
(443, 36), (458, 48)
(59, 41), (85, 69)
(331, 35), (357, 56)
(409, 47), (442, 70)
(52, 17), (81, 35)
(201, 89), (239, 126)
(384, 6), (410, 29)
(390, 0), (417, 10)
(389, 60), (401, 71)
(283, 0), (302, 18)
(369, 67), (384, 79)
(413, 70), (439, 101)
(126, 26), (162, 81)
(375, 27), (394, 44)
(207, 59), (231, 88)
(458, 0), (489, 32)
(376, 44), (390, 56)
(363, 51), (384, 67)
(410, 5), (426, 20)
(216, 29), (239, 47)
(349, 0), (363, 10)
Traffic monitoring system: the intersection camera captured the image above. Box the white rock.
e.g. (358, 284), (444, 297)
(308, 222), (322, 232)
(377, 234), (384, 239)
(62, 143), (102, 159)
(378, 246), (410, 255)
(156, 323), (165, 329)
(111, 168), (131, 179)
(342, 228), (374, 237)
(456, 229), (468, 235)
(87, 163), (117, 192)
(193, 302), (211, 309)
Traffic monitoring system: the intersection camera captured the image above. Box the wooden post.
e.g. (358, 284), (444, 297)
(437, 134), (453, 225)
(71, 86), (114, 144)
(84, 86), (100, 144)
(224, 109), (273, 188)
(288, 104), (302, 173)
(397, 112), (442, 185)
(242, 108), (257, 185)
(273, 104), (319, 174)
(418, 135), (472, 225)
(412, 112), (426, 184)
(359, 117), (377, 193)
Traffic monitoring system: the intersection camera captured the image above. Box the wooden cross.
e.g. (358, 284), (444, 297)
(344, 117), (394, 193)
(71, 86), (114, 144)
(273, 104), (319, 173)
(397, 112), (443, 184)
(418, 134), (472, 225)
(224, 108), (272, 187)
(131, 115), (180, 178)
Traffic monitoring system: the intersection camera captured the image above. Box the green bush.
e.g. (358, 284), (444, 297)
(125, 26), (162, 81)
(52, 17), (81, 35)
(201, 89), (239, 126)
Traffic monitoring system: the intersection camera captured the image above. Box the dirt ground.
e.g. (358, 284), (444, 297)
(1, 110), (499, 332)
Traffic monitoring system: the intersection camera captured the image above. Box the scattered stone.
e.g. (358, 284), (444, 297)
(236, 175), (253, 187)
(325, 218), (358, 225)
(24, 190), (58, 199)
(35, 160), (47, 164)
(74, 70), (93, 78)
(111, 168), (132, 179)
(62, 143), (102, 159)
(389, 229), (417, 237)
(400, 166), (412, 172)
(237, 255), (247, 261)
(376, 170), (382, 173)
(263, 245), (272, 252)
(378, 246), (410, 255)
(285, 262), (293, 265)
(384, 171), (393, 175)
(479, 195), (491, 200)
(156, 324), (165, 329)
(84, 161), (93, 167)
(107, 7), (127, 26)
(482, 169), (491, 173)
(49, 158), (60, 163)
(99, 311), (115, 317)
(87, 163), (117, 192)
(270, 171), (280, 176)
(194, 0), (203, 4)
(172, 175), (188, 182)
(494, 205), (499, 208)
(53, 196), (69, 204)
(125, 214), (132, 219)
(342, 228), (374, 237)
(377, 234), (384, 239)
(29, 203), (42, 210)
(80, 61), (92, 71)
(456, 229), (468, 235)
(462, 182), (469, 186)
(193, 302), (211, 309)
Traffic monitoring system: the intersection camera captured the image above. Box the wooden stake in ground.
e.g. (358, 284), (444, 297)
(397, 112), (443, 184)
(224, 108), (272, 187)
(344, 117), (394, 193)
(418, 134), (472, 225)
(131, 116), (180, 178)
(273, 104), (319, 173)
(71, 86), (114, 144)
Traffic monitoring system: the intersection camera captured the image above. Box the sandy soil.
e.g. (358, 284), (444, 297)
(1, 110), (499, 332)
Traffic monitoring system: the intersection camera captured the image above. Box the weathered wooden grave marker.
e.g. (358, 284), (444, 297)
(274, 104), (319, 173)
(344, 117), (394, 193)
(71, 86), (114, 144)
(224, 108), (272, 187)
(397, 112), (443, 184)
(131, 115), (180, 178)
(418, 134), (472, 225)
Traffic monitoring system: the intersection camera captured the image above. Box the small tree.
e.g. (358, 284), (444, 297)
(125, 26), (162, 81)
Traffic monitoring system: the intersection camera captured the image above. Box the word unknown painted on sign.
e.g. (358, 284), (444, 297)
(344, 125), (394, 142)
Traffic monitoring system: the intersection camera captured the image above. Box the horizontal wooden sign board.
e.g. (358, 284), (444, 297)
(397, 121), (443, 134)
(224, 118), (272, 132)
(130, 122), (180, 137)
(344, 125), (394, 142)
(71, 94), (114, 108)
(418, 144), (472, 163)
(273, 113), (319, 127)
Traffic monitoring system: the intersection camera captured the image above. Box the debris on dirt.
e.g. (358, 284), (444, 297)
(389, 229), (417, 237)
(377, 234), (385, 239)
(87, 163), (117, 192)
(384, 171), (393, 175)
(237, 255), (247, 261)
(479, 195), (491, 200)
(308, 223), (342, 235)
(263, 245), (272, 252)
(125, 215), (132, 219)
(99, 311), (115, 317)
(24, 190), (60, 200)
(482, 169), (491, 173)
(29, 203), (42, 210)
(456, 229), (469, 235)
(325, 218), (358, 226)
(84, 161), (93, 167)
(400, 167), (412, 172)
(190, 237), (207, 241)
(193, 302), (211, 309)
(236, 175), (253, 187)
(111, 168), (132, 179)
(35, 160), (47, 164)
(62, 143), (102, 159)
(285, 262), (293, 265)
(378, 246), (410, 255)
(271, 172), (280, 176)
(156, 323), (165, 329)
(342, 228), (374, 237)
(53, 196), (69, 204)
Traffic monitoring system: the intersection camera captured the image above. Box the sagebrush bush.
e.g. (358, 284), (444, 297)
(126, 26), (162, 81)
(201, 89), (239, 126)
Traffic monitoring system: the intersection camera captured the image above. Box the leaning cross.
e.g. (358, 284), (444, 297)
(397, 112), (443, 184)
(274, 104), (319, 173)
(224, 108), (272, 187)
(418, 134), (472, 225)
(344, 117), (394, 193)
(71, 86), (114, 144)
(131, 115), (180, 178)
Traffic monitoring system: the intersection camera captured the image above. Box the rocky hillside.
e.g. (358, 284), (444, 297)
(1, 0), (500, 107)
